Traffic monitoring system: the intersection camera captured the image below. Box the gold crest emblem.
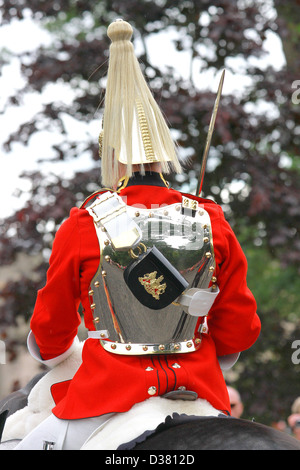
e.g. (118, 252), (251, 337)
(138, 271), (167, 300)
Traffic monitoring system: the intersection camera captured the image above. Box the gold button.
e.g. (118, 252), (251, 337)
(148, 386), (157, 396)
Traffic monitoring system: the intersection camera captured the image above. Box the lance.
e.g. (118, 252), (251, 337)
(196, 69), (225, 197)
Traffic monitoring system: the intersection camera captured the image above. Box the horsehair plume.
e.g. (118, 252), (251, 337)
(101, 19), (182, 188)
(107, 18), (133, 42)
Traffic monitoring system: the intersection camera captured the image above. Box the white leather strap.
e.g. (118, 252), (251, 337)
(87, 330), (109, 339)
(177, 287), (219, 317)
(87, 191), (142, 251)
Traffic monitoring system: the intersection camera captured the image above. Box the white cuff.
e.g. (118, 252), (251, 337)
(218, 352), (240, 371)
(27, 331), (80, 368)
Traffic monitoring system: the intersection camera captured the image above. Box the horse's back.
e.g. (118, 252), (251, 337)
(133, 416), (300, 450)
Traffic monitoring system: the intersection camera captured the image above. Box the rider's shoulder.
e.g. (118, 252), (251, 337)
(79, 188), (114, 210)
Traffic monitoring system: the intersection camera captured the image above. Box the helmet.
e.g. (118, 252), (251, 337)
(100, 19), (182, 188)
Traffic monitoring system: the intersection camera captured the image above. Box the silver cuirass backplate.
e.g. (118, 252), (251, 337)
(87, 193), (217, 355)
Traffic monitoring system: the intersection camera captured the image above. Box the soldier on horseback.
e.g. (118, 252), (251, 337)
(1, 19), (262, 450)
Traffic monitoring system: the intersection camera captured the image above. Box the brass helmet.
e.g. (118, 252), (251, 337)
(100, 19), (182, 188)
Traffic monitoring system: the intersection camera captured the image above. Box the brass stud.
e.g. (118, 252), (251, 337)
(142, 346), (148, 351)
(126, 345), (132, 351)
(205, 252), (212, 259)
(100, 332), (106, 338)
(105, 255), (110, 262)
(195, 338), (201, 344)
(209, 266), (214, 272)
(94, 317), (100, 323)
(187, 342), (193, 348)
(102, 270), (107, 276)
(111, 344), (117, 350)
(104, 239), (110, 246)
(94, 281), (100, 287)
(88, 289), (94, 296)
(135, 211), (140, 217)
(91, 303), (96, 309)
(174, 343), (180, 350)
(211, 276), (217, 283)
(203, 237), (209, 243)
(159, 344), (165, 351)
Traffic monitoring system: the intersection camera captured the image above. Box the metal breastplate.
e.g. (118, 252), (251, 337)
(87, 194), (216, 355)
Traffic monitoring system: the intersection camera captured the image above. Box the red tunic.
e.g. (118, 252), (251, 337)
(30, 180), (260, 419)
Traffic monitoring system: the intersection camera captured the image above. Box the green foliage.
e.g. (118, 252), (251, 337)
(226, 227), (300, 424)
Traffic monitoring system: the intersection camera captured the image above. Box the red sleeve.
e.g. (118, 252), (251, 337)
(207, 206), (261, 356)
(30, 208), (82, 360)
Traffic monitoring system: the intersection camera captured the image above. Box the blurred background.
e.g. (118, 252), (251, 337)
(0, 0), (299, 429)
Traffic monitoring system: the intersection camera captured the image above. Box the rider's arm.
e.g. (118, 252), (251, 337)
(207, 207), (261, 360)
(28, 208), (83, 366)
